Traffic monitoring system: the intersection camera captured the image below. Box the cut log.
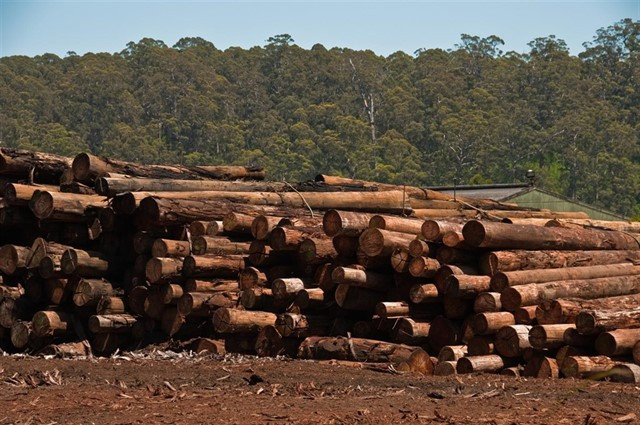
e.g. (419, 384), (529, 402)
(472, 312), (515, 335)
(270, 226), (325, 251)
(547, 218), (640, 233)
(188, 221), (210, 238)
(331, 267), (393, 291)
(160, 283), (184, 304)
(445, 275), (491, 298)
(145, 257), (184, 284)
(206, 220), (223, 237)
(323, 210), (376, 237)
(408, 256), (440, 278)
(428, 316), (462, 352)
(0, 245), (30, 275)
(60, 249), (116, 277)
(463, 220), (640, 251)
(368, 215), (423, 235)
(501, 275), (640, 311)
(4, 183), (59, 207)
(73, 152), (264, 181)
(185, 279), (238, 293)
(434, 361), (458, 376)
(467, 335), (495, 356)
(294, 288), (325, 310)
(151, 239), (191, 258)
(251, 215), (282, 240)
(96, 296), (126, 315)
(437, 345), (467, 362)
(97, 177), (279, 196)
(275, 313), (333, 338)
(576, 307), (640, 334)
(538, 294), (640, 325)
(390, 248), (412, 274)
(433, 264), (479, 295)
(595, 329), (640, 357)
(298, 238), (337, 265)
(408, 239), (432, 258)
(442, 230), (467, 249)
(238, 267), (268, 290)
(394, 318), (431, 345)
(241, 287), (275, 310)
(436, 247), (476, 265)
(523, 355), (559, 379)
(332, 235), (359, 258)
(31, 311), (73, 338)
(212, 308), (277, 333)
(272, 278), (311, 302)
(529, 324), (575, 350)
(474, 292), (501, 313)
(561, 355), (616, 379)
(38, 341), (91, 358)
(186, 338), (226, 355)
(480, 250), (640, 275)
(490, 263), (640, 292)
(495, 325), (532, 357)
(563, 328), (597, 348)
(182, 255), (244, 278)
(514, 306), (537, 325)
(457, 355), (505, 374)
(609, 363), (640, 383)
(177, 292), (238, 317)
(409, 284), (439, 304)
(30, 191), (108, 221)
(298, 336), (432, 369)
(191, 236), (251, 256)
(359, 228), (415, 257)
(421, 220), (464, 242)
(223, 212), (254, 234)
(72, 278), (114, 307)
(88, 314), (137, 334)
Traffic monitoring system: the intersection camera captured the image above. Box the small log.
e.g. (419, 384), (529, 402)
(609, 363), (640, 384)
(275, 313), (333, 338)
(323, 210), (375, 237)
(421, 220), (464, 242)
(331, 267), (393, 291)
(0, 245), (30, 275)
(434, 361), (458, 376)
(206, 220), (223, 237)
(539, 294), (640, 324)
(442, 230), (467, 249)
(160, 283), (184, 304)
(457, 355), (505, 374)
(368, 215), (422, 235)
(191, 236), (251, 256)
(390, 248), (411, 274)
(495, 325), (532, 357)
(182, 255), (244, 278)
(212, 308), (277, 333)
(474, 292), (502, 313)
(88, 314), (137, 334)
(394, 318), (430, 345)
(177, 292), (238, 317)
(472, 312), (515, 335)
(186, 338), (226, 355)
(298, 238), (337, 265)
(223, 212), (254, 234)
(151, 239), (191, 258)
(334, 284), (384, 312)
(96, 296), (126, 315)
(188, 221), (210, 238)
(72, 278), (114, 307)
(60, 249), (115, 277)
(595, 329), (640, 357)
(30, 190), (108, 221)
(31, 311), (73, 338)
(241, 287), (275, 310)
(38, 341), (91, 358)
(409, 284), (439, 304)
(514, 306), (537, 325)
(408, 256), (440, 278)
(251, 215), (282, 240)
(445, 275), (491, 298)
(523, 355), (559, 378)
(467, 335), (495, 356)
(185, 279), (238, 293)
(529, 324), (575, 350)
(437, 345), (467, 362)
(358, 228), (414, 257)
(408, 239), (432, 258)
(294, 288), (325, 310)
(433, 264), (479, 294)
(561, 355), (616, 379)
(272, 278), (312, 302)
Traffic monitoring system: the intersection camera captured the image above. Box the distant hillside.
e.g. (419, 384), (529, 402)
(0, 20), (638, 217)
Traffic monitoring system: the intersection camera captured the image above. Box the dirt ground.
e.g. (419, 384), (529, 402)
(0, 353), (639, 425)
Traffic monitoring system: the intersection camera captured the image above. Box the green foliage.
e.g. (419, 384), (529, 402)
(0, 20), (639, 216)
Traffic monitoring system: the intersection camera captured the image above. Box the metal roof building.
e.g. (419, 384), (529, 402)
(429, 183), (626, 221)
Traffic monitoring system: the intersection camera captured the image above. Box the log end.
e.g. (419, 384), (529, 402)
(71, 152), (92, 181)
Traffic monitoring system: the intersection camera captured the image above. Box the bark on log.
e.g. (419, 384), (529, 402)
(223, 212), (254, 234)
(212, 308), (277, 333)
(72, 278), (114, 307)
(480, 250), (640, 276)
(408, 256), (440, 278)
(145, 257), (184, 284)
(514, 306), (537, 325)
(409, 284), (439, 304)
(359, 228), (415, 257)
(331, 267), (393, 291)
(182, 255), (244, 278)
(72, 152), (264, 181)
(160, 283), (184, 304)
(251, 215), (282, 240)
(298, 238), (337, 265)
(323, 210), (377, 237)
(537, 294), (640, 325)
(272, 278), (312, 302)
(474, 292), (501, 313)
(177, 292), (238, 317)
(96, 296), (126, 315)
(529, 324), (575, 349)
(191, 236), (250, 256)
(463, 220), (640, 251)
(495, 325), (532, 357)
(421, 220), (464, 242)
(0, 148), (72, 183)
(501, 275), (640, 311)
(595, 329), (640, 357)
(368, 215), (423, 235)
(151, 239), (191, 258)
(4, 183), (59, 206)
(294, 288), (325, 310)
(561, 355), (616, 379)
(457, 355), (505, 374)
(0, 245), (30, 275)
(445, 275), (491, 298)
(490, 263), (640, 292)
(437, 345), (467, 362)
(96, 177), (279, 196)
(30, 191), (108, 222)
(88, 314), (137, 334)
(394, 318), (431, 345)
(472, 312), (515, 335)
(433, 265), (479, 295)
(185, 279), (238, 293)
(241, 287), (275, 310)
(576, 307), (640, 334)
(31, 311), (73, 338)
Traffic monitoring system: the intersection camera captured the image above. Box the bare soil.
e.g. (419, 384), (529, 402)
(0, 354), (638, 424)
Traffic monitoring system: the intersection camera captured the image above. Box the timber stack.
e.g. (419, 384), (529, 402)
(1, 148), (640, 383)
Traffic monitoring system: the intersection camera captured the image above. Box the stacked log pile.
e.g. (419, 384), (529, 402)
(1, 148), (640, 383)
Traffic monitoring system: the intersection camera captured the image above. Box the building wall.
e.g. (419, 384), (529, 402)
(508, 190), (624, 221)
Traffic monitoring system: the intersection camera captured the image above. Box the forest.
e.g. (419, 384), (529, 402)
(0, 19), (638, 217)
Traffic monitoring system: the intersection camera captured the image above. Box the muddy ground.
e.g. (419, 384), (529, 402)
(0, 353), (638, 424)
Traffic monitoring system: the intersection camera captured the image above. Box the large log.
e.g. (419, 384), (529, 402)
(538, 294), (640, 324)
(595, 329), (640, 357)
(182, 255), (244, 278)
(501, 275), (640, 311)
(421, 220), (464, 242)
(30, 191), (108, 221)
(72, 152), (264, 181)
(0, 148), (72, 183)
(490, 263), (640, 292)
(529, 324), (575, 349)
(561, 355), (616, 379)
(368, 215), (423, 235)
(576, 308), (640, 334)
(96, 177), (283, 196)
(0, 245), (30, 275)
(495, 325), (532, 357)
(480, 250), (640, 275)
(547, 218), (640, 233)
(298, 335), (433, 369)
(358, 228), (415, 257)
(212, 308), (277, 333)
(4, 183), (60, 206)
(463, 220), (640, 251)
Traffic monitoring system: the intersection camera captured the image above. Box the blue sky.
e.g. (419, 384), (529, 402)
(1, 1), (638, 58)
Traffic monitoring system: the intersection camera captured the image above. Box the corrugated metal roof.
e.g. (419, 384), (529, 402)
(436, 186), (530, 201)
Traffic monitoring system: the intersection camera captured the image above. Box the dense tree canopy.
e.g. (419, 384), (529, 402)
(1, 20), (639, 217)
